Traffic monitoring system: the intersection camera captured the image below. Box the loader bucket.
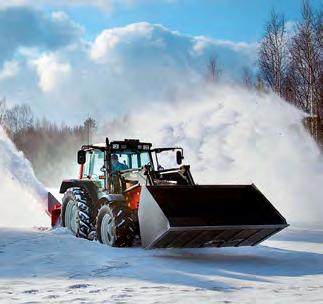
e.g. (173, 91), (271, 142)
(138, 185), (288, 249)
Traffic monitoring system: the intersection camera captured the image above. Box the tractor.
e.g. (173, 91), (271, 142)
(48, 138), (288, 248)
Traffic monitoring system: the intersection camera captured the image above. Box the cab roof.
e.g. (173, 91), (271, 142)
(81, 139), (152, 152)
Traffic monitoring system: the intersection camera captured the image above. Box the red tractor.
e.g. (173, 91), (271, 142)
(48, 138), (288, 248)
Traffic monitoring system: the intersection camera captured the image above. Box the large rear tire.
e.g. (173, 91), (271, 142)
(61, 187), (93, 239)
(96, 204), (135, 247)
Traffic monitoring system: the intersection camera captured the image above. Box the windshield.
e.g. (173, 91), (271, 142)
(153, 150), (181, 170)
(112, 150), (152, 171)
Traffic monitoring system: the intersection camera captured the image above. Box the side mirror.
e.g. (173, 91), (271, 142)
(77, 150), (86, 165)
(176, 150), (184, 165)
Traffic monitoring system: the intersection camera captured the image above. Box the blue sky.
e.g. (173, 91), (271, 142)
(60, 0), (322, 42)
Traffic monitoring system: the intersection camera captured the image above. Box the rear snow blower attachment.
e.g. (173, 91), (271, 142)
(48, 138), (288, 248)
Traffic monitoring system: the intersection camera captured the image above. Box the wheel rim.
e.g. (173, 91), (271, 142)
(65, 199), (79, 235)
(101, 213), (114, 245)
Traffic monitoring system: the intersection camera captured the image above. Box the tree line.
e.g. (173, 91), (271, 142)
(0, 97), (97, 186)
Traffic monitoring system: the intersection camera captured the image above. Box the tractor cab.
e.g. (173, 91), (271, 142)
(77, 138), (193, 191)
(77, 139), (153, 191)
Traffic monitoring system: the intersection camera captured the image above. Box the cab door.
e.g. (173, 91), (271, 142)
(88, 149), (105, 190)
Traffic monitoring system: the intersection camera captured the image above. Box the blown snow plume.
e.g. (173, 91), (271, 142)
(100, 85), (323, 227)
(0, 127), (48, 227)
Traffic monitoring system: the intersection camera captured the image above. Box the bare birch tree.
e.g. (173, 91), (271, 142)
(259, 9), (288, 96)
(288, 0), (322, 137)
(289, 1), (318, 113)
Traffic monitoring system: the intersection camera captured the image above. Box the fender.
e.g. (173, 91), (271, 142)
(60, 179), (97, 201)
(96, 194), (127, 209)
(96, 194), (137, 223)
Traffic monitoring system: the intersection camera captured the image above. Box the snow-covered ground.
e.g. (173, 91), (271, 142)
(0, 226), (322, 304)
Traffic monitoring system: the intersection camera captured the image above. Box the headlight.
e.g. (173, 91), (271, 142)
(112, 144), (119, 149)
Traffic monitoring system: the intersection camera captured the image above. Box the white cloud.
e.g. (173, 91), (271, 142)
(192, 36), (257, 55)
(89, 22), (256, 76)
(0, 20), (257, 123)
(0, 61), (19, 81)
(31, 53), (71, 92)
(90, 22), (153, 63)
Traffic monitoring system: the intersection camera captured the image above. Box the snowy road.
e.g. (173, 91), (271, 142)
(0, 226), (322, 303)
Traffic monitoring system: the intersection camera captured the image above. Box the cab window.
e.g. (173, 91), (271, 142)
(131, 154), (138, 168)
(139, 152), (151, 167)
(113, 151), (151, 169)
(81, 150), (105, 189)
(89, 150), (104, 178)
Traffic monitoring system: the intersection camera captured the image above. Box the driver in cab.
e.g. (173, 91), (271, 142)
(111, 154), (128, 173)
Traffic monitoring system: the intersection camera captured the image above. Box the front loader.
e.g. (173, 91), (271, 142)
(48, 138), (288, 249)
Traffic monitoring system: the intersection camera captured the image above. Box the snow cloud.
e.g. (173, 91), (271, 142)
(99, 85), (323, 227)
(0, 126), (48, 227)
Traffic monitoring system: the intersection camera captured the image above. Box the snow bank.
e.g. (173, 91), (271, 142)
(0, 127), (48, 227)
(101, 85), (323, 227)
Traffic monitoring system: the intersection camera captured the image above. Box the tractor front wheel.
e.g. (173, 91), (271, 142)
(96, 204), (135, 247)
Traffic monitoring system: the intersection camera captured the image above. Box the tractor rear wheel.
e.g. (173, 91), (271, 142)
(61, 187), (93, 239)
(96, 204), (135, 247)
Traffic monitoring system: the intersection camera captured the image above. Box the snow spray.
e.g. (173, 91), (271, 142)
(99, 84), (323, 227)
(0, 127), (48, 227)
